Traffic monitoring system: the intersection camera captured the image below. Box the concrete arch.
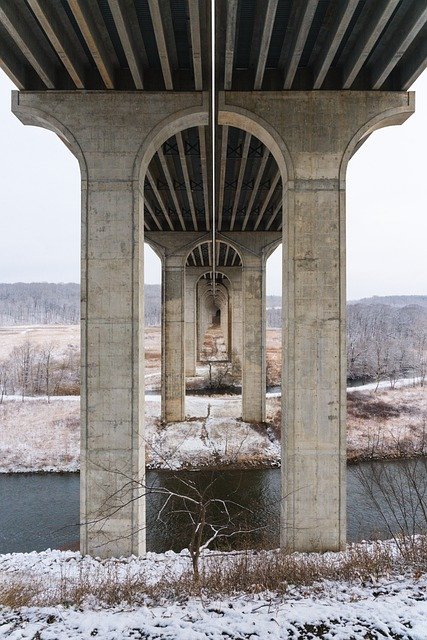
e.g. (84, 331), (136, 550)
(11, 92), (88, 181)
(185, 239), (244, 268)
(339, 96), (415, 185)
(218, 101), (294, 186)
(134, 103), (209, 184)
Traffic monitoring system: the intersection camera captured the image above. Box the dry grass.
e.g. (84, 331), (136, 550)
(3, 539), (427, 609)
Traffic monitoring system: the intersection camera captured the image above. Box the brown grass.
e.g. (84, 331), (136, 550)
(2, 538), (427, 608)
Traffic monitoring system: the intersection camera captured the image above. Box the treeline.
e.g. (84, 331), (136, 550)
(0, 283), (162, 326)
(0, 283), (80, 325)
(0, 342), (79, 401)
(347, 303), (426, 386)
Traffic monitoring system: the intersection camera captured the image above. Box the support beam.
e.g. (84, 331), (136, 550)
(157, 147), (186, 230)
(0, 26), (29, 89)
(400, 30), (427, 90)
(176, 132), (198, 231)
(217, 126), (228, 230)
(198, 126), (210, 231)
(230, 134), (251, 230)
(27, 0), (88, 89)
(282, 0), (318, 89)
(68, 0), (116, 89)
(312, 0), (359, 89)
(189, 0), (203, 90)
(224, 0), (238, 90)
(148, 0), (173, 90)
(0, 0), (58, 88)
(342, 0), (400, 89)
(254, 0), (278, 90)
(242, 147), (269, 231)
(370, 3), (427, 89)
(107, 0), (145, 89)
(253, 171), (280, 231)
(146, 169), (174, 231)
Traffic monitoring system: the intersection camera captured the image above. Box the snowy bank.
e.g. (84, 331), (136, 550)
(1, 545), (427, 638)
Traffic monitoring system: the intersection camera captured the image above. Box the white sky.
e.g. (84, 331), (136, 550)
(0, 68), (425, 299)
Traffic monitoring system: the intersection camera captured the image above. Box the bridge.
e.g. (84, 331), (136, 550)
(0, 0), (425, 557)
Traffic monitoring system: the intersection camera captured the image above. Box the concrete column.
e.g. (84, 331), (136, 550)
(219, 88), (413, 552)
(227, 269), (243, 369)
(220, 90), (414, 553)
(184, 273), (198, 376)
(241, 255), (266, 423)
(162, 257), (186, 422)
(13, 91), (208, 558)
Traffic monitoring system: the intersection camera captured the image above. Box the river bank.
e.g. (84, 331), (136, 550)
(1, 541), (427, 639)
(0, 384), (425, 472)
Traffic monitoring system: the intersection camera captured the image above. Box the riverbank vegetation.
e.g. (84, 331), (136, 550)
(1, 539), (427, 638)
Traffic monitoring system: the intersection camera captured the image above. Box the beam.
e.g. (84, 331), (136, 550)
(265, 201), (282, 231)
(224, 0), (238, 90)
(230, 134), (251, 230)
(371, 3), (427, 89)
(157, 147), (186, 230)
(312, 0), (359, 89)
(27, 0), (88, 89)
(68, 0), (116, 89)
(198, 126), (210, 231)
(188, 0), (202, 90)
(176, 132), (198, 231)
(107, 0), (145, 89)
(241, 147), (269, 231)
(146, 169), (174, 231)
(254, 0), (278, 90)
(148, 0), (173, 89)
(0, 0), (57, 88)
(145, 199), (163, 231)
(198, 244), (205, 266)
(0, 26), (28, 89)
(217, 126), (228, 230)
(399, 29), (427, 90)
(282, 0), (318, 89)
(253, 171), (280, 230)
(342, 0), (400, 89)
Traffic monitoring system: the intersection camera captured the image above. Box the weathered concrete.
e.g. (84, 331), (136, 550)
(220, 90), (414, 552)
(162, 257), (185, 422)
(12, 91), (208, 558)
(184, 270), (199, 377)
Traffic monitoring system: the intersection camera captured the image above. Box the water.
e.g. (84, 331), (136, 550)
(1, 460), (426, 554)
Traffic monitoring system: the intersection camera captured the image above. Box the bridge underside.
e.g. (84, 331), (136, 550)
(2, 1), (425, 558)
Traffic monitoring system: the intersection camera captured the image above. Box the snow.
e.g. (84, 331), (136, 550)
(0, 394), (280, 473)
(1, 547), (427, 638)
(347, 377), (423, 392)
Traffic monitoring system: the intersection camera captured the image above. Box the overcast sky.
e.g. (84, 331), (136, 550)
(0, 69), (425, 299)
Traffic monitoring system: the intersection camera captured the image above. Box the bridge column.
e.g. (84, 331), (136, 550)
(162, 257), (186, 422)
(241, 255), (266, 423)
(13, 91), (207, 558)
(184, 271), (199, 377)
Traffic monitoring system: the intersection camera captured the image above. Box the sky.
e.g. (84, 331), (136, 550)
(0, 69), (425, 299)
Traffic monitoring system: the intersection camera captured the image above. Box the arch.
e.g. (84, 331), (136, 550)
(11, 93), (88, 182)
(134, 104), (209, 184)
(184, 238), (244, 268)
(218, 102), (294, 187)
(339, 97), (415, 185)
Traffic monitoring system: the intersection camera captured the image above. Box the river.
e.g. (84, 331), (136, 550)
(1, 460), (426, 554)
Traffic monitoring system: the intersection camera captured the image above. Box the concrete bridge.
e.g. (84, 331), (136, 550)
(0, 0), (425, 557)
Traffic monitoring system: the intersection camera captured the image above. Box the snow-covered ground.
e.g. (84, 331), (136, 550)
(1, 384), (426, 472)
(1, 546), (427, 638)
(0, 394), (280, 473)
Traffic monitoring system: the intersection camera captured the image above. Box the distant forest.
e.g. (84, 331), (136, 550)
(0, 284), (425, 387)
